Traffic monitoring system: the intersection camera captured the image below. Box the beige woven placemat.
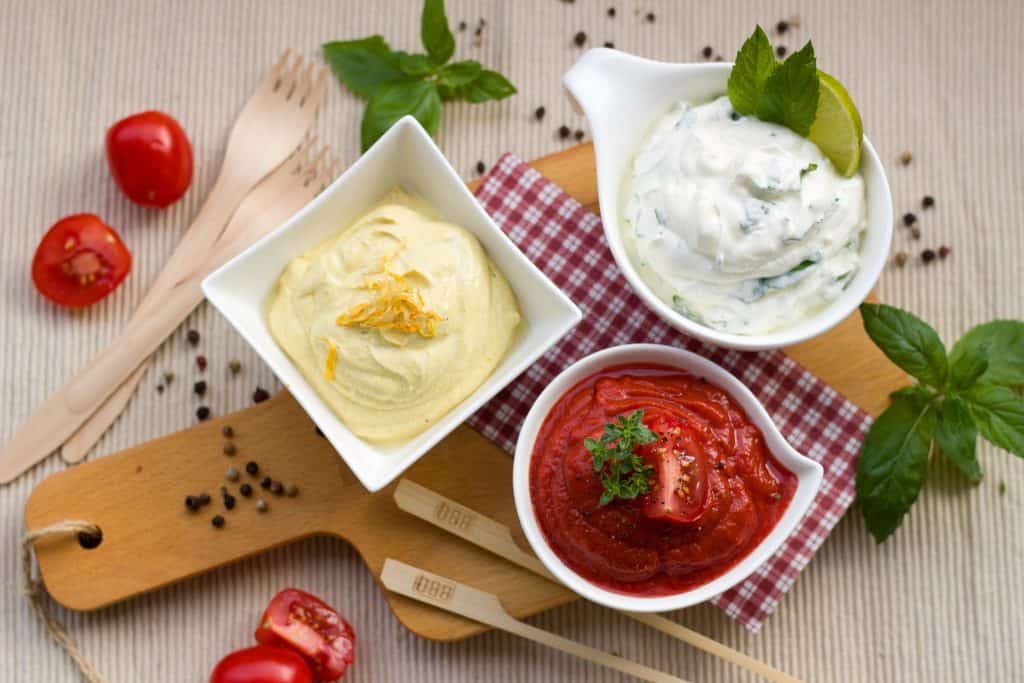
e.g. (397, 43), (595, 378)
(2, 1), (1021, 681)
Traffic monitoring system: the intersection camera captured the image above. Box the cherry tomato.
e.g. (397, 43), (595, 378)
(210, 646), (313, 683)
(31, 213), (131, 308)
(106, 110), (192, 208)
(255, 589), (355, 681)
(641, 415), (710, 524)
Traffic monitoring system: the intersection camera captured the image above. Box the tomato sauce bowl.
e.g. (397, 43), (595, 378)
(512, 344), (823, 612)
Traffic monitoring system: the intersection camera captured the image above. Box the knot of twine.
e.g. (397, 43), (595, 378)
(22, 520), (108, 683)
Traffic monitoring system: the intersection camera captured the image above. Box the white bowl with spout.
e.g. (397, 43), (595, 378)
(563, 49), (893, 351)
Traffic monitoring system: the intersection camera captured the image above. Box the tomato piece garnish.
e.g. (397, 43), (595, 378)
(640, 416), (710, 523)
(106, 110), (193, 208)
(31, 213), (131, 308)
(254, 589), (355, 681)
(209, 645), (313, 683)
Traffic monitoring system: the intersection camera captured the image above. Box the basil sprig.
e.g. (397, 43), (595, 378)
(856, 304), (1024, 542)
(322, 0), (516, 152)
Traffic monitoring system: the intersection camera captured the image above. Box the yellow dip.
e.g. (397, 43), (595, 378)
(266, 189), (521, 443)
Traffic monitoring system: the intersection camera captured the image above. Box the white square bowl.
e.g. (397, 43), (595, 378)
(202, 116), (582, 492)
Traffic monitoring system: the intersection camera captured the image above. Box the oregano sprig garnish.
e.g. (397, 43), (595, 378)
(322, 0), (516, 152)
(856, 304), (1024, 542)
(585, 410), (658, 506)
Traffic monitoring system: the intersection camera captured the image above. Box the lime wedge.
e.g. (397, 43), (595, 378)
(808, 70), (863, 177)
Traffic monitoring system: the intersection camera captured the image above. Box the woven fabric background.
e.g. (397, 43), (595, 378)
(467, 153), (872, 632)
(1, 1), (1022, 681)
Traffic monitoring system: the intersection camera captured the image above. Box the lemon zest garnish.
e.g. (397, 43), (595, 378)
(320, 337), (338, 381)
(336, 267), (441, 339)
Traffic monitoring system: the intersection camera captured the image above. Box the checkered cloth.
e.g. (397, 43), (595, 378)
(467, 154), (872, 632)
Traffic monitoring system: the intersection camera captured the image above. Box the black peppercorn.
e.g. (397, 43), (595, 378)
(730, 111), (741, 121)
(558, 125), (571, 139)
(603, 41), (614, 48)
(458, 20), (467, 31)
(193, 380), (207, 397)
(921, 249), (937, 263)
(938, 245), (951, 259)
(475, 161), (486, 175)
(253, 387), (270, 403)
(645, 12), (655, 22)
(223, 494), (236, 510)
(211, 515), (225, 528)
(894, 252), (908, 267)
(186, 330), (200, 346)
(922, 195), (935, 209)
(534, 106), (546, 121)
(702, 45), (713, 59)
(222, 425), (234, 438)
(156, 384), (164, 394)
(223, 442), (236, 456)
(198, 492), (211, 506)
(196, 355), (208, 372)
(607, 7), (615, 17)
(776, 20), (790, 34)
(196, 406), (211, 421)
(185, 495), (200, 512)
(573, 31), (587, 47)
(574, 129), (584, 141)
(261, 476), (272, 490)
(903, 212), (917, 226)
(271, 481), (285, 496)
(245, 461), (259, 475)
(775, 45), (787, 58)
(240, 483), (253, 497)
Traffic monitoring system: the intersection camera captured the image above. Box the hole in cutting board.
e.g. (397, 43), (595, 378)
(77, 528), (103, 550)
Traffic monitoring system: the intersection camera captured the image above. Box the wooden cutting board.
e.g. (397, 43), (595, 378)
(25, 143), (906, 642)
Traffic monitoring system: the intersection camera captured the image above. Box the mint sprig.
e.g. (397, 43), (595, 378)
(727, 26), (820, 137)
(585, 410), (658, 506)
(856, 304), (1024, 542)
(323, 0), (516, 152)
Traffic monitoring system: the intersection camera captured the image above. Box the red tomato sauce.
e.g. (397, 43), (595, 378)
(529, 363), (797, 596)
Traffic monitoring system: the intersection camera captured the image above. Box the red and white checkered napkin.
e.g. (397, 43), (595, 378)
(466, 153), (872, 632)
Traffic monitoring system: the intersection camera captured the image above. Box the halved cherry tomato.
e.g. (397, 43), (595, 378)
(106, 110), (192, 208)
(210, 646), (313, 683)
(641, 415), (710, 524)
(31, 213), (131, 308)
(255, 589), (355, 681)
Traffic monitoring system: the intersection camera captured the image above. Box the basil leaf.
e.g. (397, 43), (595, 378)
(755, 40), (818, 136)
(421, 0), (455, 65)
(962, 384), (1024, 457)
(727, 26), (776, 116)
(322, 36), (412, 100)
(398, 52), (435, 77)
(460, 70), (517, 103)
(935, 396), (981, 481)
(949, 320), (1024, 387)
(855, 390), (937, 542)
(950, 342), (989, 390)
(861, 303), (949, 388)
(360, 80), (441, 152)
(438, 59), (483, 87)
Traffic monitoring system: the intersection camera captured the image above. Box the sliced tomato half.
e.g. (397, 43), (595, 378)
(255, 589), (355, 681)
(641, 416), (711, 524)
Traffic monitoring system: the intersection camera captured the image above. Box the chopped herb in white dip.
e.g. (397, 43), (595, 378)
(623, 95), (867, 335)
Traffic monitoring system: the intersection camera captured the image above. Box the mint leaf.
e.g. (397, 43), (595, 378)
(421, 0), (455, 65)
(861, 303), (949, 388)
(962, 384), (1024, 457)
(756, 41), (819, 136)
(438, 60), (483, 87)
(949, 321), (1024, 387)
(398, 52), (435, 77)
(727, 26), (776, 116)
(935, 396), (981, 481)
(856, 389), (937, 542)
(460, 70), (517, 103)
(950, 342), (989, 390)
(322, 37), (411, 100)
(360, 80), (441, 152)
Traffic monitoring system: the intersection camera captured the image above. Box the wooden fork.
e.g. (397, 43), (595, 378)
(60, 139), (339, 462)
(0, 51), (328, 483)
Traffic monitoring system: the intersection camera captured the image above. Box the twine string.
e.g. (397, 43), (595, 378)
(21, 520), (108, 683)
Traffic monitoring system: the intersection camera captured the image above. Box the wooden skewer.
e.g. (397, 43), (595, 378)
(381, 558), (692, 683)
(393, 479), (803, 683)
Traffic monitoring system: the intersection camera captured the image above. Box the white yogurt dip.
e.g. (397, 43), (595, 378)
(622, 95), (867, 335)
